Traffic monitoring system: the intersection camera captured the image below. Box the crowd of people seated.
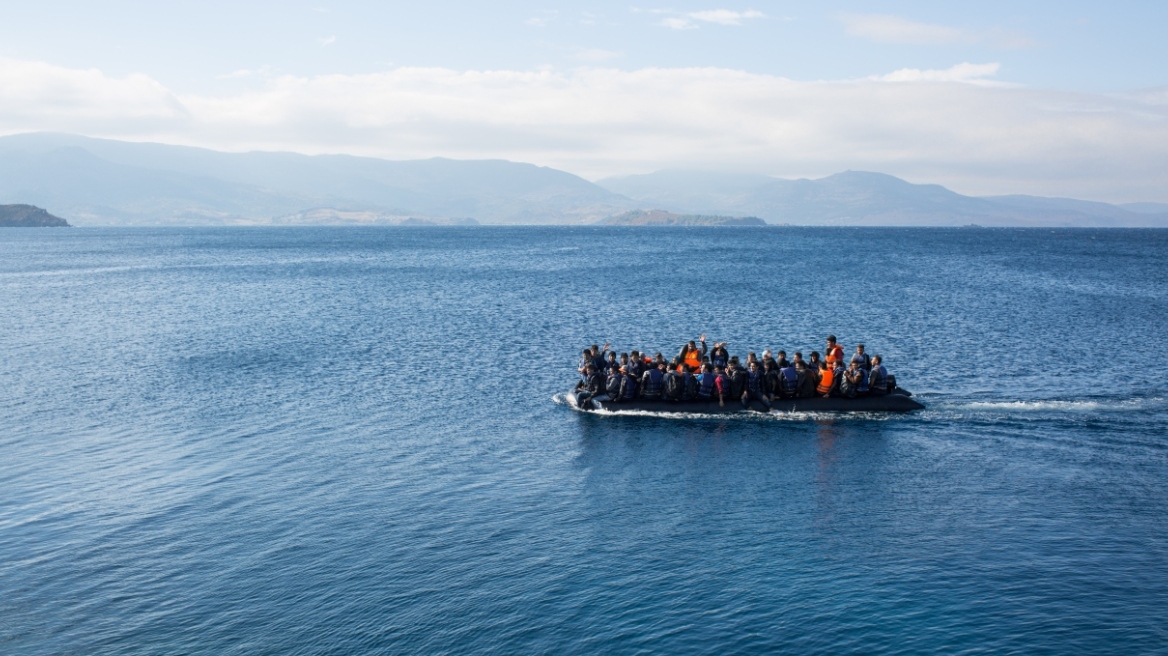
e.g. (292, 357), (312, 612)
(575, 335), (897, 409)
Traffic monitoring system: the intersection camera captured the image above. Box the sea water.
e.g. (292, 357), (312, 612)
(1, 227), (1166, 654)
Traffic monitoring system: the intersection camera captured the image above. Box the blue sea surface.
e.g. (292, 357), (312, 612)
(2, 226), (1166, 654)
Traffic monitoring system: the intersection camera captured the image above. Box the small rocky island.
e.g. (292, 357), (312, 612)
(0, 204), (71, 227)
(598, 209), (765, 226)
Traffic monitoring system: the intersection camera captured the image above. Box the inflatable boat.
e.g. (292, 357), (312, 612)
(566, 388), (925, 414)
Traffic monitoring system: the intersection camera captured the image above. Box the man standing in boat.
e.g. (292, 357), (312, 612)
(825, 335), (845, 366)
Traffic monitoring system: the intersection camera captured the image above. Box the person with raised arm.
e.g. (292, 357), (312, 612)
(710, 342), (730, 369)
(678, 335), (708, 372)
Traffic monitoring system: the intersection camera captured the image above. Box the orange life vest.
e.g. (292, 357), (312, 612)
(816, 368), (835, 394)
(683, 350), (702, 370)
(826, 344), (844, 364)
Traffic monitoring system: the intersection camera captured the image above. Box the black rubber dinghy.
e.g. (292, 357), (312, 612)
(567, 389), (925, 413)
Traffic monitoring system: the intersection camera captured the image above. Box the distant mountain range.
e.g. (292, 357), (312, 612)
(599, 210), (765, 226)
(598, 170), (1168, 227)
(0, 133), (1164, 227)
(0, 133), (634, 225)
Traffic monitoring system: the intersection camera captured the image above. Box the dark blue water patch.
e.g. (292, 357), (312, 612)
(1, 227), (1167, 655)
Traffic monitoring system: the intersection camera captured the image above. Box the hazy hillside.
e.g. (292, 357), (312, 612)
(0, 133), (636, 225)
(3, 133), (1165, 227)
(0, 204), (70, 227)
(599, 170), (1168, 227)
(599, 210), (765, 226)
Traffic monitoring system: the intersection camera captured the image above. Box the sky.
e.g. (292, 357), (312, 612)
(0, 1), (1166, 201)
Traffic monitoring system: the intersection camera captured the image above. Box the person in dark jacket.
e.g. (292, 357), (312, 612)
(627, 351), (643, 379)
(662, 366), (684, 402)
(710, 343), (730, 369)
(602, 351), (618, 374)
(619, 366), (639, 401)
(795, 361), (817, 398)
(763, 360), (780, 401)
(744, 361), (771, 409)
(590, 343), (610, 372)
(577, 348), (593, 382)
(775, 350), (791, 369)
(605, 366), (624, 400)
(867, 355), (889, 395)
(777, 361), (799, 399)
(578, 364), (605, 408)
(727, 360), (748, 399)
(696, 364), (717, 401)
(680, 365), (697, 401)
(808, 351), (822, 372)
(640, 362), (666, 400)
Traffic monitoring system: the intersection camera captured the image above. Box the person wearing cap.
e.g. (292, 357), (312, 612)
(850, 343), (871, 372)
(761, 350), (778, 371)
(825, 335), (845, 366)
(808, 351), (823, 372)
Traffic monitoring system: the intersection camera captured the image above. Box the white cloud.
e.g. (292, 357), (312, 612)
(837, 13), (1031, 49)
(658, 8), (765, 30)
(216, 65), (275, 79)
(318, 35), (336, 47)
(0, 57), (1165, 200)
(659, 17), (698, 30)
(874, 62), (1006, 86)
(572, 48), (624, 63)
(688, 9), (765, 26)
(523, 17), (548, 27)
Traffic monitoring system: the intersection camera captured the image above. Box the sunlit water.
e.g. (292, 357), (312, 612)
(2, 227), (1166, 654)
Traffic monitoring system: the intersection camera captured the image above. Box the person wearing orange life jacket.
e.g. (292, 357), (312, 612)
(816, 360), (840, 397)
(825, 335), (845, 366)
(678, 335), (708, 372)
